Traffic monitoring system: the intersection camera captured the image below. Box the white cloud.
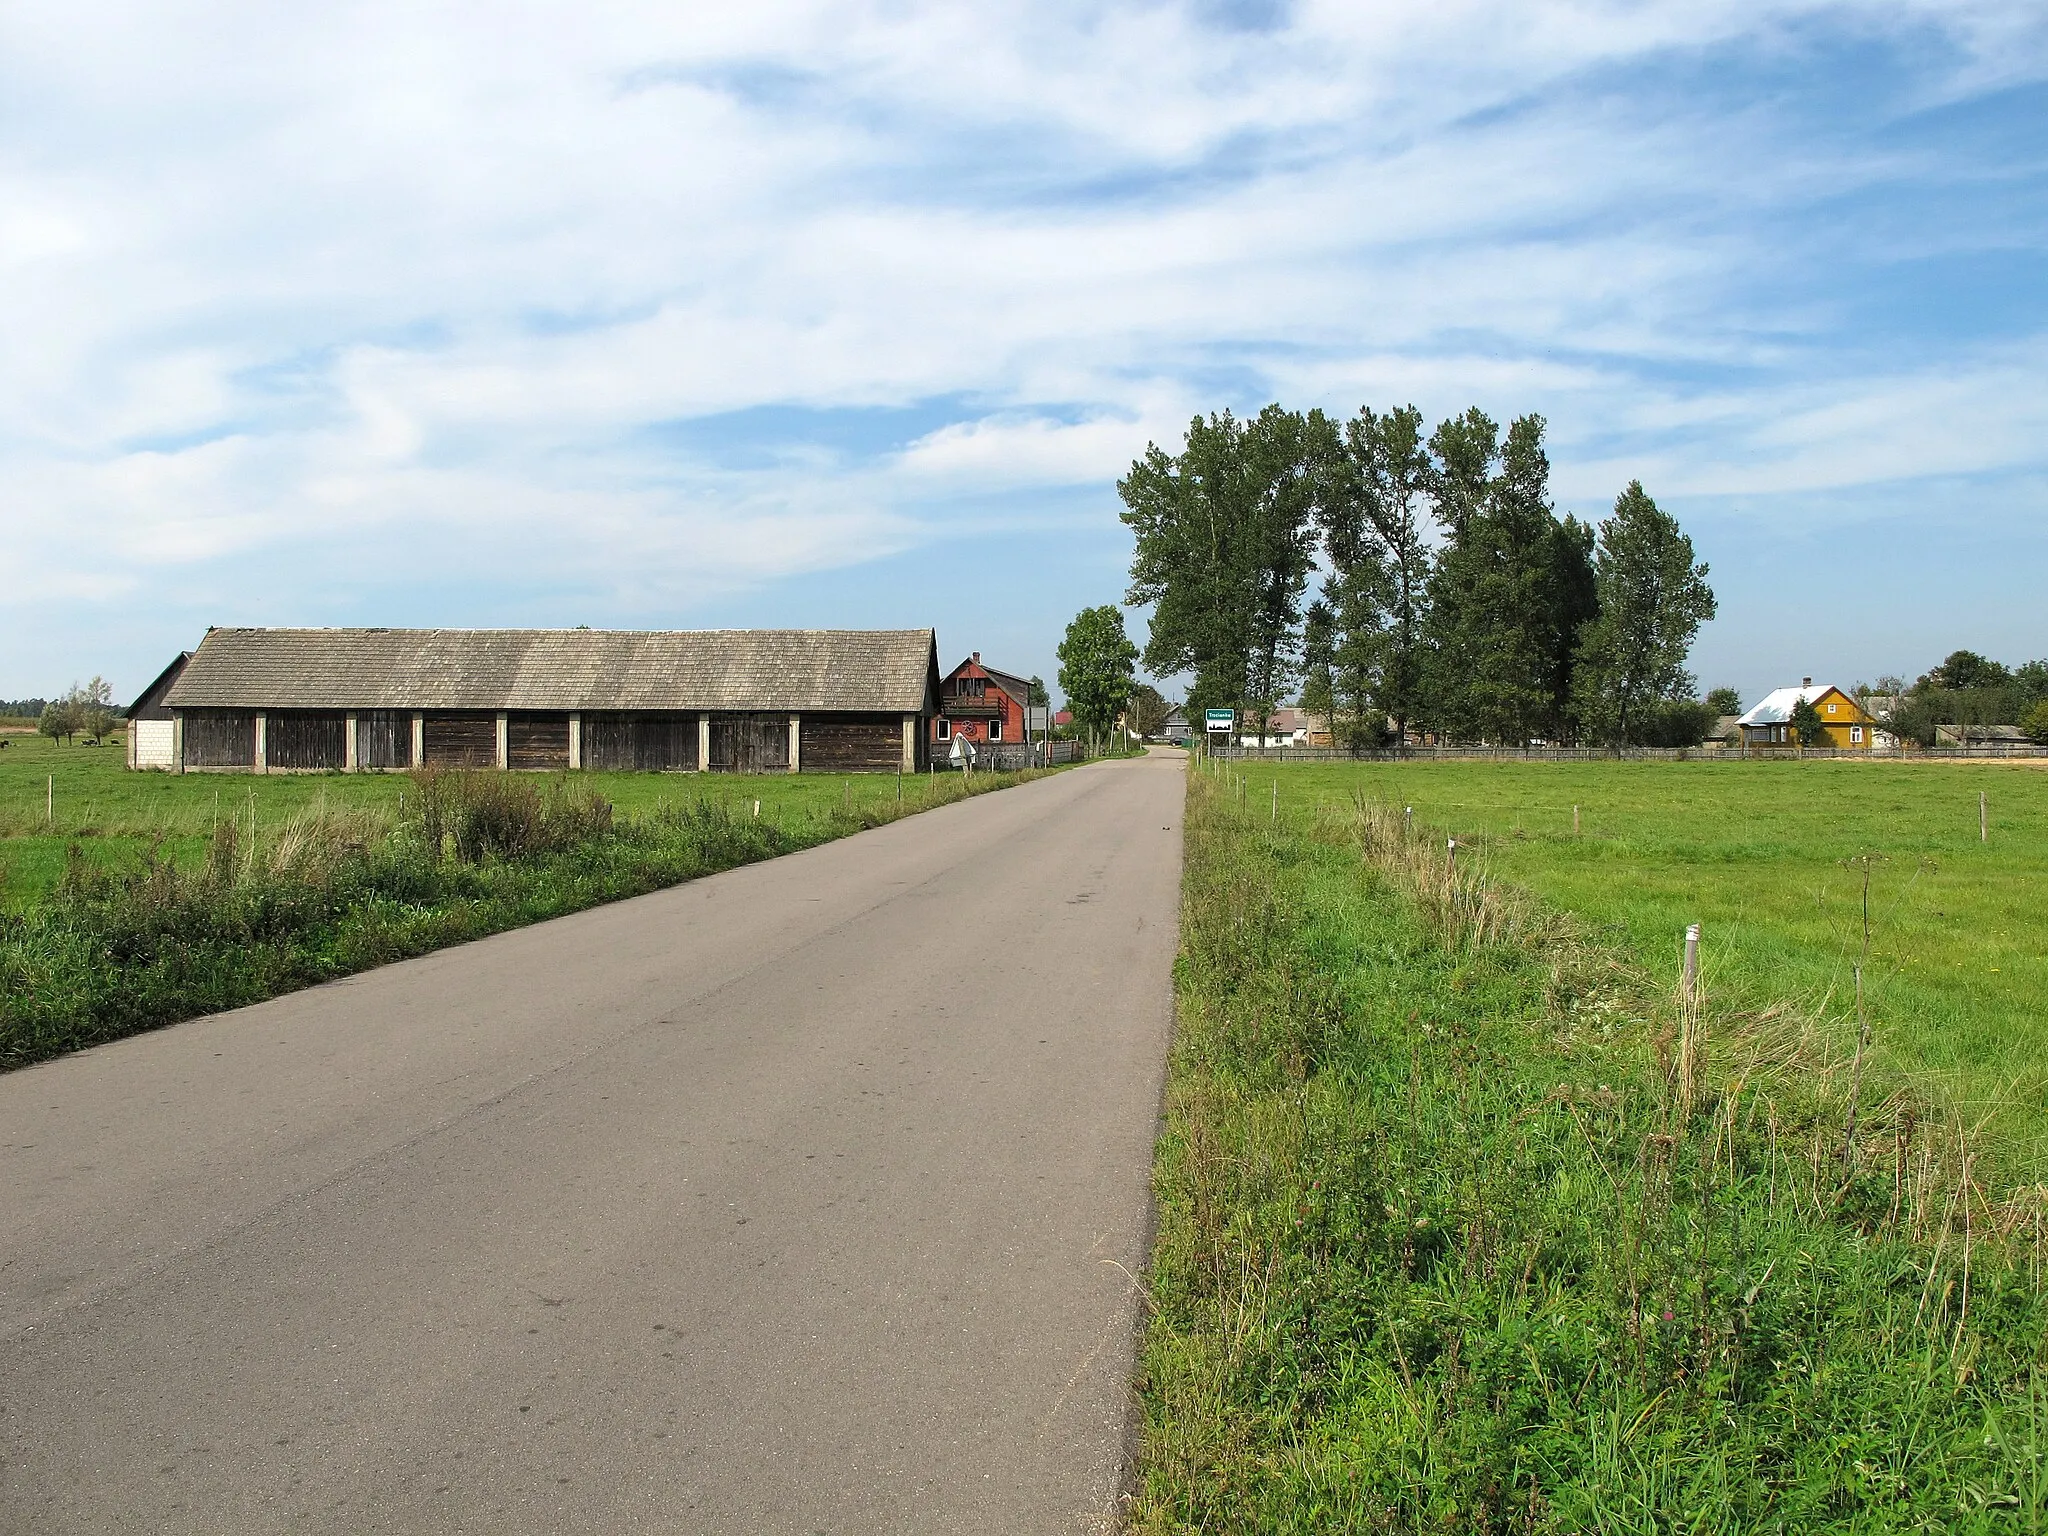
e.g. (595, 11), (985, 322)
(0, 0), (2043, 687)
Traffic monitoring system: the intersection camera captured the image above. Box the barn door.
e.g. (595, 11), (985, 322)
(710, 714), (789, 773)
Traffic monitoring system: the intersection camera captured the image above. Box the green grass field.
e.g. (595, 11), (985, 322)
(1243, 756), (2048, 1172)
(0, 732), (966, 909)
(1136, 763), (2048, 1530)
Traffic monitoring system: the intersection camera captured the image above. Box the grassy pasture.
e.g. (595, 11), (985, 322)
(0, 731), (966, 909)
(1136, 764), (2048, 1530)
(1246, 756), (2048, 1171)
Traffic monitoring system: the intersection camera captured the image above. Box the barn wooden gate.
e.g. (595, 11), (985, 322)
(709, 713), (789, 773)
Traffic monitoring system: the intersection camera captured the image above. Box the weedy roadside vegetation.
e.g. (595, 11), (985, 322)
(1134, 762), (2048, 1531)
(1, 763), (1050, 1069)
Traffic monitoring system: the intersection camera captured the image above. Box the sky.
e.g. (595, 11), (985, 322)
(2, 0), (2044, 707)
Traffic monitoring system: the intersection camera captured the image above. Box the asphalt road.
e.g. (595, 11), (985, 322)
(0, 752), (1185, 1534)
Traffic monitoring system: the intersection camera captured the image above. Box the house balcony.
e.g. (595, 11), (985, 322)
(942, 698), (1003, 718)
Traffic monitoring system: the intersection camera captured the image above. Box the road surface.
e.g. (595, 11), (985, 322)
(0, 753), (1185, 1534)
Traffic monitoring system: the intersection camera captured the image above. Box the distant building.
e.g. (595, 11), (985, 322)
(125, 651), (192, 770)
(1736, 679), (1876, 750)
(148, 626), (940, 773)
(931, 653), (1036, 754)
(1162, 707), (1192, 744)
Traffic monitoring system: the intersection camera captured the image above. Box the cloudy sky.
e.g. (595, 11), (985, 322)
(3, 0), (2044, 704)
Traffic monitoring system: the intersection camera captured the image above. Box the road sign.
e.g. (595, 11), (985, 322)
(1204, 709), (1234, 733)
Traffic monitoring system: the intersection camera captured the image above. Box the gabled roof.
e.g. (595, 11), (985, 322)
(944, 657), (1035, 709)
(126, 651), (192, 717)
(1738, 683), (1855, 727)
(163, 628), (940, 713)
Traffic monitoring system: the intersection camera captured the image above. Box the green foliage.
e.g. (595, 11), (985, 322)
(35, 679), (114, 746)
(2022, 700), (2048, 744)
(1322, 404), (1433, 741)
(1423, 414), (1595, 745)
(1136, 769), (2048, 1530)
(1788, 693), (1830, 749)
(1571, 482), (1717, 747)
(1705, 686), (1742, 716)
(1120, 404), (1332, 719)
(1127, 682), (1173, 739)
(1057, 604), (1139, 740)
(1921, 649), (2012, 692)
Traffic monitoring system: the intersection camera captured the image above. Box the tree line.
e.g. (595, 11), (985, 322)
(1118, 403), (1716, 748)
(1876, 651), (2048, 746)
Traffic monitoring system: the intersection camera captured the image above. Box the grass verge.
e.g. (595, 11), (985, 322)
(2, 762), (1050, 1069)
(1133, 765), (2048, 1531)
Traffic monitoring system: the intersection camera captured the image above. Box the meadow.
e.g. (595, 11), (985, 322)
(1, 729), (1047, 1067)
(1253, 756), (2048, 1174)
(0, 731), (971, 908)
(1135, 759), (2048, 1531)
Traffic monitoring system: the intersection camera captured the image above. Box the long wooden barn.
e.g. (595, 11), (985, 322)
(152, 627), (942, 774)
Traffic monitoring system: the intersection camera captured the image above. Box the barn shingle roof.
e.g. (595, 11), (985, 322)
(164, 628), (940, 714)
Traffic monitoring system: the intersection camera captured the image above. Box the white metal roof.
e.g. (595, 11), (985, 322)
(1737, 683), (1843, 726)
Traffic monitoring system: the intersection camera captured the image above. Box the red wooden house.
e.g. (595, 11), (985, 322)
(932, 653), (1034, 752)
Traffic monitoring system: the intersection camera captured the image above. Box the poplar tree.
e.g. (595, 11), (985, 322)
(1421, 414), (1596, 744)
(1571, 481), (1717, 746)
(1120, 404), (1328, 730)
(1056, 605), (1138, 742)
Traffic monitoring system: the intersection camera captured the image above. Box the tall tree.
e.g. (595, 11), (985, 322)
(1056, 605), (1138, 742)
(1570, 482), (1717, 746)
(1320, 404), (1432, 745)
(1120, 404), (1328, 728)
(1423, 413), (1581, 744)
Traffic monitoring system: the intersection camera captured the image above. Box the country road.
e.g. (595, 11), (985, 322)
(0, 752), (1185, 1534)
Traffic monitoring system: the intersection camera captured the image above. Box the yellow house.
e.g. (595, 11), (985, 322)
(1737, 679), (1877, 750)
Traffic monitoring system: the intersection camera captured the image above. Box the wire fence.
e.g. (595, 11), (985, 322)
(1198, 742), (2048, 763)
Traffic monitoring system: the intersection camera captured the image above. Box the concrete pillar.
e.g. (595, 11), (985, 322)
(173, 712), (186, 774)
(788, 714), (801, 773)
(344, 713), (359, 771)
(901, 714), (917, 773)
(411, 712), (425, 768)
(495, 711), (509, 770)
(567, 713), (581, 770)
(254, 711), (268, 774)
(697, 714), (711, 773)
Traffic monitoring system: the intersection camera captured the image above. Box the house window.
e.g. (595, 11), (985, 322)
(936, 718), (951, 741)
(1826, 701), (1838, 714)
(989, 720), (1002, 742)
(1851, 725), (1863, 744)
(957, 676), (984, 699)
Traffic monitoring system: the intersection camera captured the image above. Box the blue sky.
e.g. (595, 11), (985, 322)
(2, 0), (2044, 707)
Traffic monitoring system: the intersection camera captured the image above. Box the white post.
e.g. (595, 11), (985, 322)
(1981, 791), (1988, 844)
(568, 713), (582, 770)
(173, 711), (185, 774)
(495, 711), (509, 770)
(697, 714), (712, 773)
(253, 711), (267, 774)
(411, 712), (425, 768)
(344, 713), (359, 771)
(901, 713), (917, 773)
(788, 713), (801, 773)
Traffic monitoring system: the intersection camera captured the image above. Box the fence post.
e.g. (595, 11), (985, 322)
(1678, 922), (1703, 1119)
(1573, 803), (1580, 836)
(1446, 837), (1457, 878)
(1981, 791), (1988, 844)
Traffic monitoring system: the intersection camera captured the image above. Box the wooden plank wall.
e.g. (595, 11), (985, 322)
(508, 713), (571, 770)
(268, 711), (348, 770)
(181, 710), (255, 769)
(708, 714), (789, 773)
(798, 714), (901, 772)
(422, 713), (498, 768)
(355, 711), (411, 769)
(583, 712), (696, 771)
